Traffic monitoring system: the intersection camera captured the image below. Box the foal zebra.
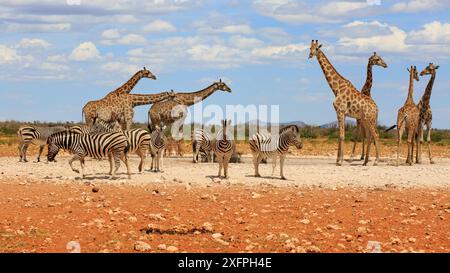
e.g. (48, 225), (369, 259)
(192, 129), (214, 163)
(249, 125), (303, 180)
(17, 125), (67, 162)
(213, 120), (235, 179)
(47, 130), (131, 179)
(149, 125), (166, 172)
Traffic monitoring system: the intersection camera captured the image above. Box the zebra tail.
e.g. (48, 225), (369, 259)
(384, 125), (397, 132)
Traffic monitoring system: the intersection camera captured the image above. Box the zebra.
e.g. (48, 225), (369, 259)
(17, 125), (67, 162)
(68, 118), (121, 135)
(46, 130), (131, 179)
(149, 124), (166, 172)
(192, 129), (214, 163)
(212, 120), (235, 179)
(249, 124), (303, 180)
(122, 128), (151, 172)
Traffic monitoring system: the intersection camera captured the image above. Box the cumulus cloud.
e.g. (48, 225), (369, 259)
(142, 19), (176, 33)
(391, 0), (449, 12)
(101, 29), (146, 45)
(407, 21), (450, 44)
(16, 38), (51, 49)
(0, 45), (23, 64)
(69, 42), (100, 61)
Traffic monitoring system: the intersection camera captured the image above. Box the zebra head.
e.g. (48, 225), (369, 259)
(46, 134), (61, 162)
(281, 125), (303, 150)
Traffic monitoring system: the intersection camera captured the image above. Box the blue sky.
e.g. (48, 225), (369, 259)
(0, 0), (450, 128)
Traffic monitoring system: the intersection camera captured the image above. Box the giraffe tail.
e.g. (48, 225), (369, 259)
(384, 125), (397, 132)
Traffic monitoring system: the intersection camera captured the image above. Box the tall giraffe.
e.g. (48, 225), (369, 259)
(395, 66), (420, 166)
(148, 80), (232, 129)
(148, 80), (232, 155)
(309, 40), (380, 166)
(416, 63), (439, 164)
(83, 67), (157, 126)
(350, 52), (387, 161)
(91, 91), (175, 130)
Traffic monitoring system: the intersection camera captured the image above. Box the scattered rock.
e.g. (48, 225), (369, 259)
(134, 241), (151, 252)
(202, 222), (214, 232)
(167, 246), (179, 252)
(92, 187), (100, 193)
(300, 219), (310, 225)
(157, 244), (167, 250)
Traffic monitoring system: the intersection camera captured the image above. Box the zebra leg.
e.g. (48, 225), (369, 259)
(280, 154), (287, 180)
(69, 155), (80, 174)
(80, 158), (85, 179)
(271, 156), (277, 177)
(22, 143), (30, 162)
(217, 156), (223, 177)
(224, 155), (231, 179)
(18, 141), (24, 162)
(108, 153), (113, 175)
(121, 153), (131, 179)
(161, 149), (165, 171)
(37, 144), (45, 162)
(252, 153), (262, 177)
(136, 149), (145, 173)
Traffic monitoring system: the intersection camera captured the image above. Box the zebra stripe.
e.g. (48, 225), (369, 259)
(122, 128), (151, 172)
(46, 130), (130, 179)
(192, 129), (214, 163)
(213, 120), (235, 178)
(69, 119), (120, 135)
(17, 125), (67, 162)
(249, 125), (303, 180)
(149, 126), (166, 172)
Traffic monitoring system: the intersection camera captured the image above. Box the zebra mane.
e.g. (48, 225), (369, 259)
(279, 125), (300, 135)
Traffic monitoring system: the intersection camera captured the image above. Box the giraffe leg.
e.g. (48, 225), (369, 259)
(363, 125), (372, 166)
(426, 123), (434, 164)
(360, 132), (366, 161)
(416, 123), (423, 164)
(350, 140), (357, 162)
(406, 128), (414, 166)
(336, 113), (346, 166)
(364, 120), (380, 166)
(396, 121), (405, 167)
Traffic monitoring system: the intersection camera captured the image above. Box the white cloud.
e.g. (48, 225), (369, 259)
(17, 38), (51, 49)
(0, 45), (23, 64)
(336, 21), (409, 53)
(194, 19), (254, 35)
(3, 23), (71, 33)
(391, 0), (448, 12)
(101, 29), (121, 39)
(101, 30), (147, 45)
(407, 21), (450, 44)
(142, 19), (176, 33)
(251, 43), (308, 59)
(101, 62), (141, 75)
(47, 54), (67, 63)
(229, 35), (264, 48)
(69, 42), (100, 61)
(40, 62), (70, 71)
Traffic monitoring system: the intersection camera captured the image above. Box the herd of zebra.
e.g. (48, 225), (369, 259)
(16, 117), (304, 180)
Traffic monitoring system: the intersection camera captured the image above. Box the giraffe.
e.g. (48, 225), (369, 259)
(416, 63), (439, 164)
(350, 52), (387, 161)
(82, 67), (157, 127)
(148, 80), (232, 155)
(308, 40), (380, 166)
(91, 91), (175, 130)
(395, 66), (420, 166)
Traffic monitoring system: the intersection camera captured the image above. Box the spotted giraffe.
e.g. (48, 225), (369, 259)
(309, 40), (380, 166)
(416, 63), (439, 164)
(82, 68), (174, 130)
(350, 52), (387, 161)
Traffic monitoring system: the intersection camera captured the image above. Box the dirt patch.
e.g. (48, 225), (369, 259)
(0, 178), (449, 253)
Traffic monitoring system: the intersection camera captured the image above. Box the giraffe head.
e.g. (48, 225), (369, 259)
(420, 63), (440, 76)
(214, 79), (232, 93)
(308, 40), (322, 59)
(407, 66), (419, 82)
(141, 67), (157, 80)
(369, 52), (387, 68)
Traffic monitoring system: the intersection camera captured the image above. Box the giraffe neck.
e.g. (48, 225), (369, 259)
(111, 71), (144, 96)
(405, 73), (416, 105)
(316, 50), (352, 97)
(131, 93), (170, 107)
(420, 72), (435, 107)
(361, 63), (373, 97)
(175, 84), (218, 106)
